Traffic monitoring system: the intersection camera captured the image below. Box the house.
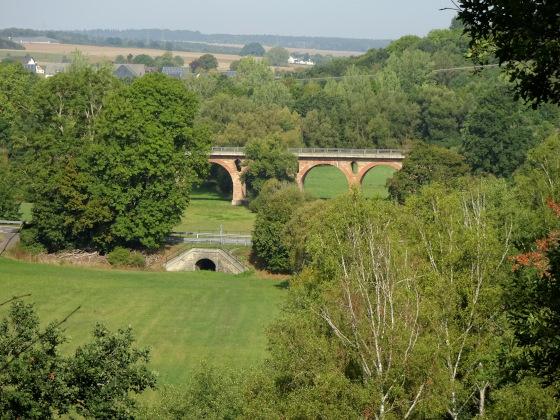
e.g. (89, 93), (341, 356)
(112, 64), (146, 79)
(43, 62), (70, 78)
(288, 56), (314, 66)
(162, 67), (190, 79)
(8, 56), (45, 74)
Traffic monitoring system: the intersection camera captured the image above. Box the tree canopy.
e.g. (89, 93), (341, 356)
(239, 42), (265, 57)
(458, 0), (560, 106)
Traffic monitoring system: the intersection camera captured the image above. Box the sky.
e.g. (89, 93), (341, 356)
(2, 0), (457, 40)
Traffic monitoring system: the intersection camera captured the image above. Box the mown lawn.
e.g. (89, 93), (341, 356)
(0, 258), (286, 385)
(303, 164), (397, 199)
(175, 185), (255, 233)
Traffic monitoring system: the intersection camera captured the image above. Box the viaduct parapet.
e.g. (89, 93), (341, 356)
(209, 147), (406, 205)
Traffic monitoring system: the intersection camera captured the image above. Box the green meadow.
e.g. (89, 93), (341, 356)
(0, 258), (286, 385)
(175, 185), (255, 233)
(302, 164), (396, 199)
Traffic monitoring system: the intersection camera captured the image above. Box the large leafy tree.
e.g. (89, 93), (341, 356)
(11, 63), (119, 251)
(90, 72), (211, 249)
(0, 61), (38, 150)
(0, 298), (156, 419)
(458, 0), (560, 106)
(240, 135), (299, 203)
(461, 84), (553, 178)
(386, 142), (470, 204)
(251, 179), (311, 272)
(239, 42), (265, 57)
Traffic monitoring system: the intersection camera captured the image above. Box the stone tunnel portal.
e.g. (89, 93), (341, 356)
(195, 258), (217, 271)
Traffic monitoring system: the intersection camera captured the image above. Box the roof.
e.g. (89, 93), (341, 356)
(162, 67), (190, 78)
(42, 62), (70, 77)
(7, 56), (36, 66)
(112, 64), (146, 79)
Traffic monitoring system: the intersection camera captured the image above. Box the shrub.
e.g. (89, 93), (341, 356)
(107, 247), (132, 266)
(129, 252), (146, 268)
(107, 247), (146, 268)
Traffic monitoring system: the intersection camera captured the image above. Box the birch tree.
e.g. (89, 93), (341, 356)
(409, 181), (512, 419)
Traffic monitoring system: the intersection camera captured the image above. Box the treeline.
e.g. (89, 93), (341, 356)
(78, 28), (391, 52)
(0, 27), (390, 54)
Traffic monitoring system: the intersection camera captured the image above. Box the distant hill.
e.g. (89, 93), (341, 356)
(0, 28), (391, 54)
(80, 29), (392, 52)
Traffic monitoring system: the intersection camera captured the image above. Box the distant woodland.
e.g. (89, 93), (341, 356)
(0, 27), (391, 54)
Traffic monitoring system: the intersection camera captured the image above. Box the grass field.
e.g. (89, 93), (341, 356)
(303, 164), (397, 199)
(0, 258), (286, 385)
(175, 185), (255, 233)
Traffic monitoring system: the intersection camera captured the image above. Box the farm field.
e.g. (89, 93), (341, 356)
(0, 258), (286, 385)
(0, 42), (362, 71)
(0, 44), (242, 71)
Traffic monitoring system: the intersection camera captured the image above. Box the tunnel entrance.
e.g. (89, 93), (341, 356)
(195, 258), (217, 271)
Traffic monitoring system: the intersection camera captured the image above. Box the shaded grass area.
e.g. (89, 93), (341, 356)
(0, 258), (286, 385)
(175, 184), (255, 233)
(303, 165), (397, 199)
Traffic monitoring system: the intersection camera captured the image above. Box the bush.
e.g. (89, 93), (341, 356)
(107, 246), (131, 265)
(129, 252), (146, 268)
(107, 247), (146, 268)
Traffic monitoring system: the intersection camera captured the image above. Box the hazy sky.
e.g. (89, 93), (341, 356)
(2, 0), (457, 40)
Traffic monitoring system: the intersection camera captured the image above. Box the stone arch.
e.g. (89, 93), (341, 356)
(297, 161), (353, 191)
(209, 158), (247, 205)
(195, 258), (217, 271)
(356, 162), (402, 185)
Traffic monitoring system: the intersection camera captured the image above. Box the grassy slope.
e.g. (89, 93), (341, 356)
(0, 258), (286, 385)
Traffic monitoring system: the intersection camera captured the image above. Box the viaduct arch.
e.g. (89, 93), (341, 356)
(209, 148), (405, 205)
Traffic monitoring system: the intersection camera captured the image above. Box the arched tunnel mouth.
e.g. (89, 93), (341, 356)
(195, 258), (217, 271)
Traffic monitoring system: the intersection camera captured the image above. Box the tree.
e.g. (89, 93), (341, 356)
(458, 0), (560, 106)
(386, 142), (470, 204)
(408, 181), (513, 419)
(461, 84), (546, 178)
(264, 46), (290, 66)
(10, 63), (119, 251)
(250, 193), (436, 418)
(239, 42), (265, 57)
(115, 54), (126, 64)
(250, 81), (293, 108)
(239, 136), (299, 203)
(0, 298), (156, 419)
(132, 54), (155, 67)
(251, 179), (311, 272)
(0, 60), (38, 150)
(509, 199), (560, 389)
(89, 72), (211, 249)
(232, 56), (273, 91)
(197, 54), (218, 71)
(0, 154), (21, 220)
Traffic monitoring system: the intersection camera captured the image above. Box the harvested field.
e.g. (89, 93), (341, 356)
(14, 43), (242, 70)
(7, 42), (362, 71)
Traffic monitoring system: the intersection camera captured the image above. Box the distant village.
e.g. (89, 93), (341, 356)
(6, 35), (314, 81)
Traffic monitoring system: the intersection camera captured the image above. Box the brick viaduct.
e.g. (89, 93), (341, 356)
(209, 147), (405, 205)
